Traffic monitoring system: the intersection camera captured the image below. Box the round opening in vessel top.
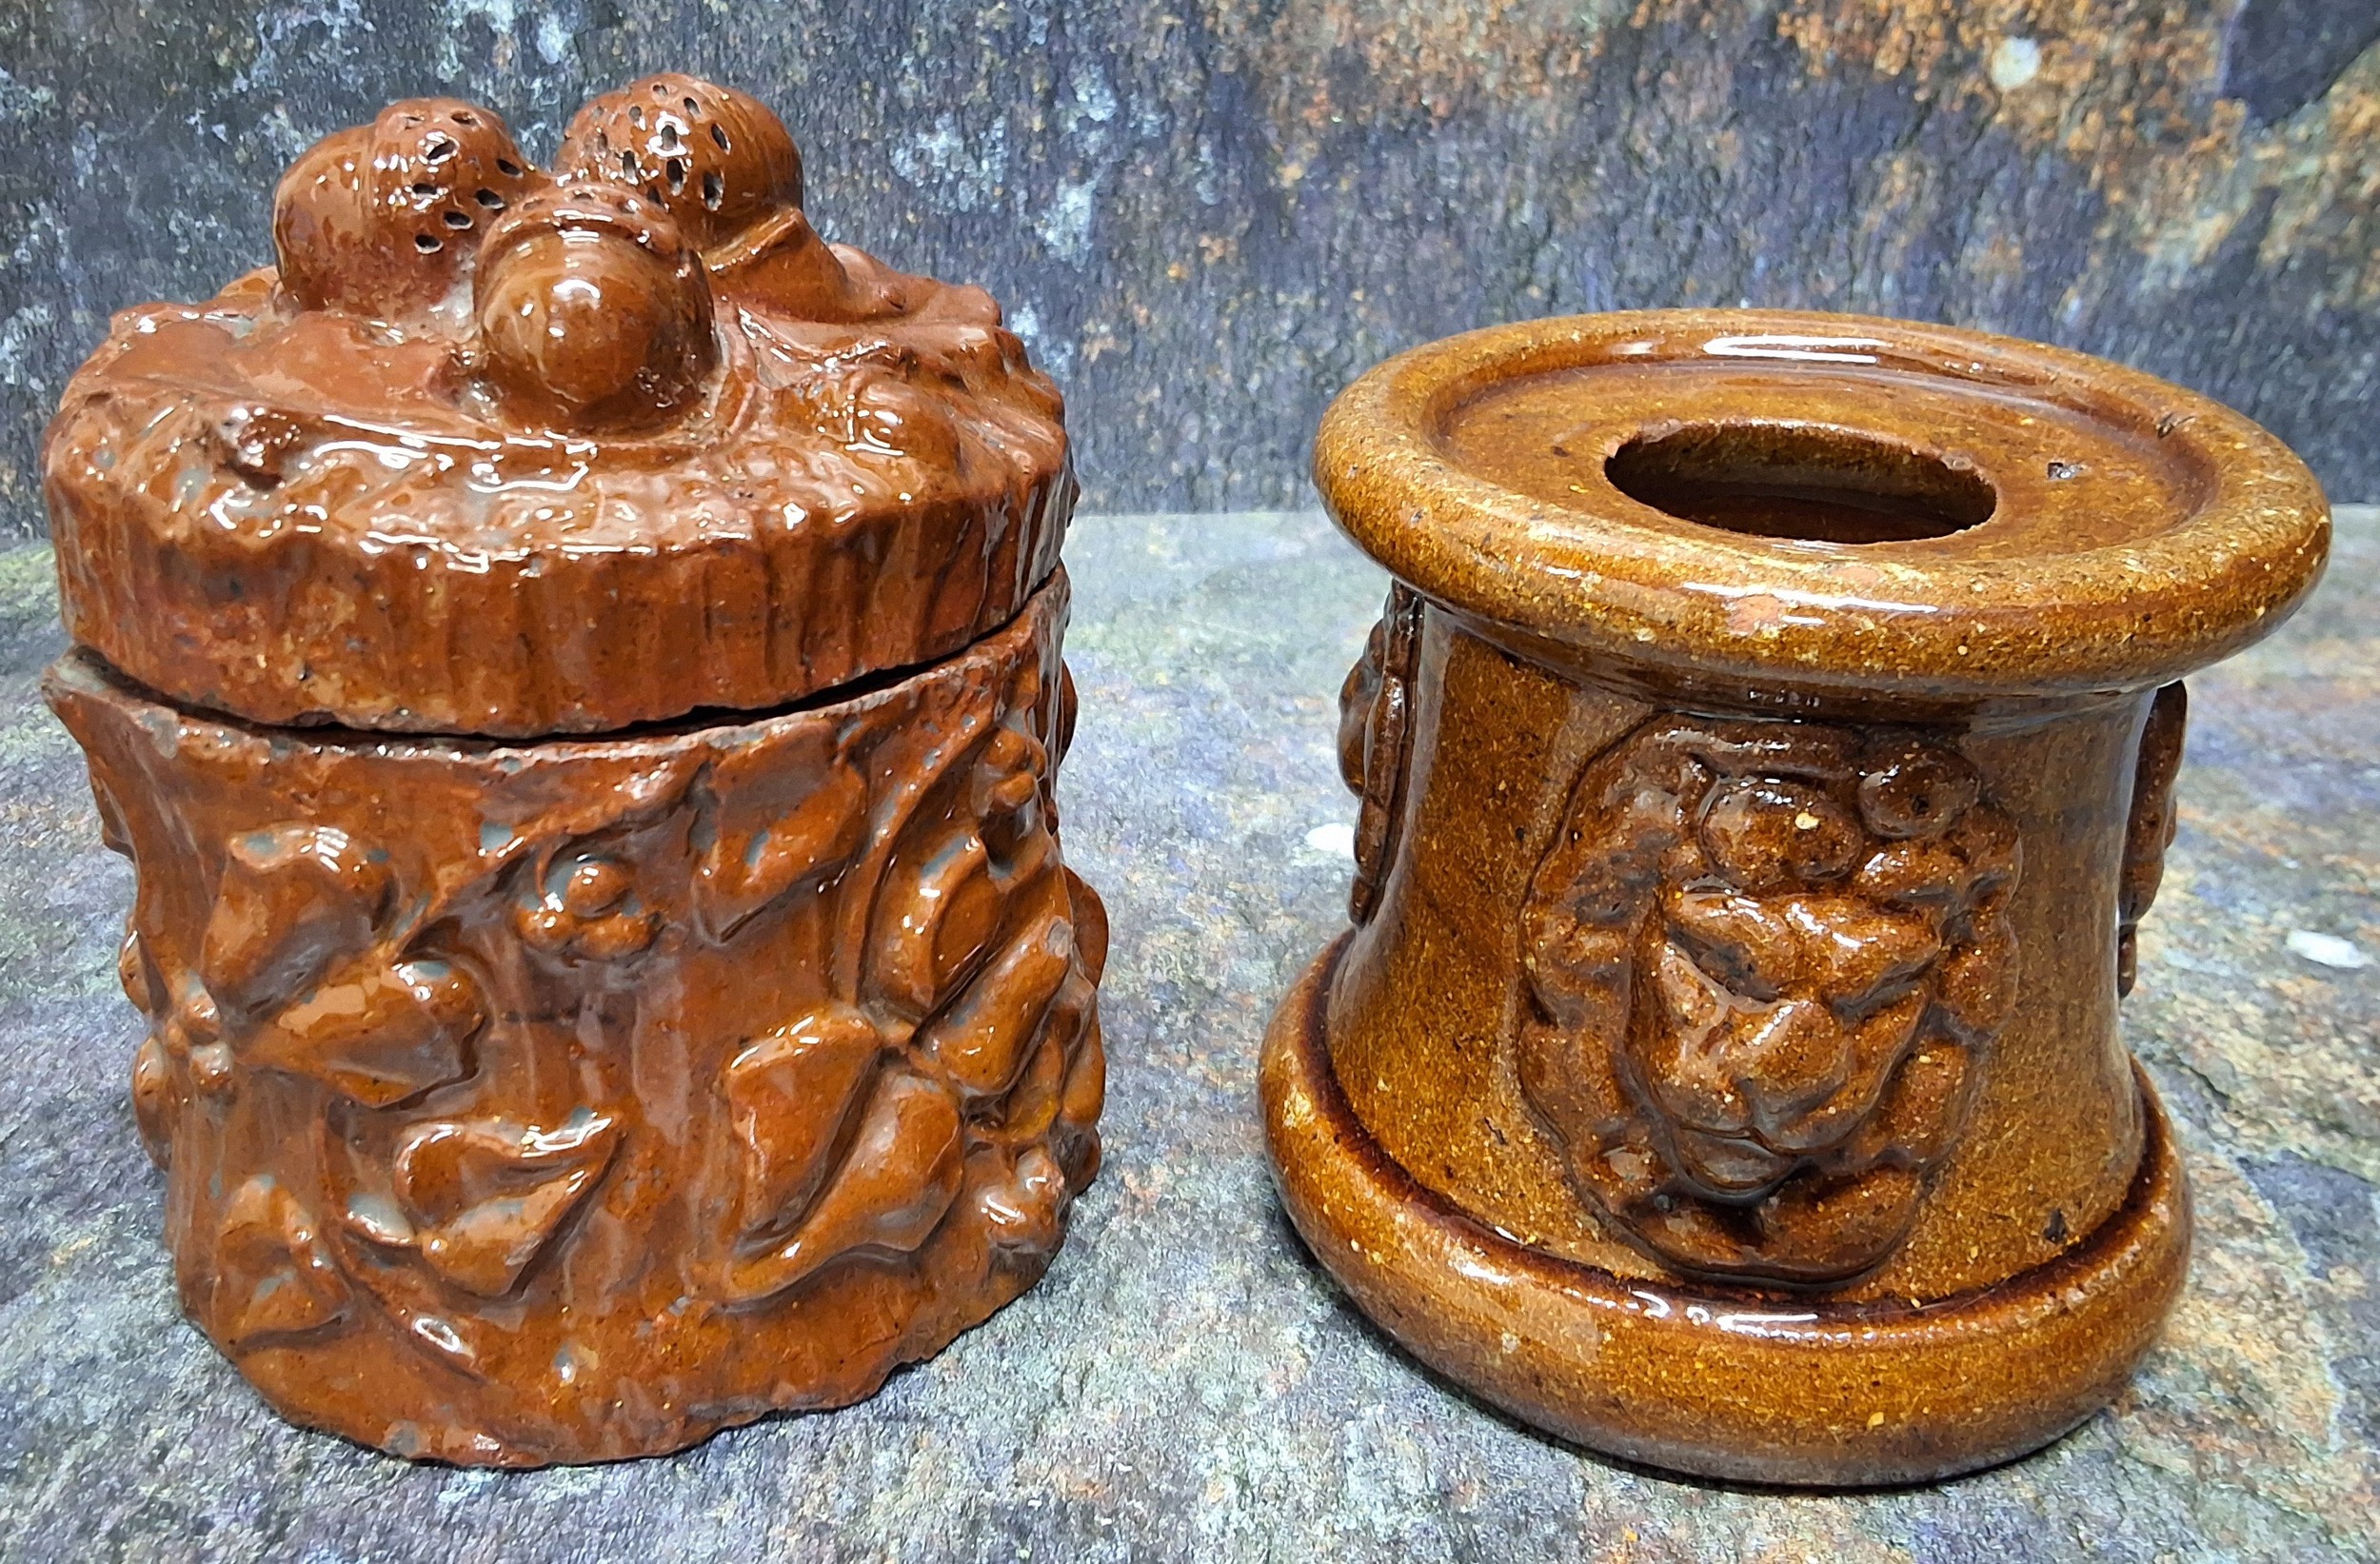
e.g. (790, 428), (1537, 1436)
(1604, 423), (1996, 545)
(1313, 310), (2330, 701)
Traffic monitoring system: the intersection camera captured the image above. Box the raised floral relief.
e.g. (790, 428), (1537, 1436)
(2117, 683), (2188, 998)
(50, 579), (1100, 1459)
(1338, 584), (1424, 924)
(1518, 717), (2020, 1285)
(369, 1112), (624, 1299)
(721, 648), (1103, 1302)
(691, 731), (868, 941)
(118, 816), (491, 1147)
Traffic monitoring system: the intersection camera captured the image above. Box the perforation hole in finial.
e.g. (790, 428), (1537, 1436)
(553, 76), (798, 241)
(476, 187), (506, 209)
(425, 134), (457, 164)
(415, 232), (442, 252)
(443, 208), (473, 228)
(497, 156), (525, 178)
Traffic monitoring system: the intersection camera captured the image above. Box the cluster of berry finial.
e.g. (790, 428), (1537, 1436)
(270, 75), (824, 432)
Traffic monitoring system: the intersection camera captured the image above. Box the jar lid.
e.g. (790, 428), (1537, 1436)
(1316, 310), (2329, 708)
(46, 77), (1072, 736)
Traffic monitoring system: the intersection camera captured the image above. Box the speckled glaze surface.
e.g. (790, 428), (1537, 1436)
(37, 78), (1105, 1467)
(1265, 309), (2331, 1485)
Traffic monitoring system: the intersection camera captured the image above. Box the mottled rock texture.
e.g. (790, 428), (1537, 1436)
(1, 0), (2377, 530)
(0, 510), (2376, 1560)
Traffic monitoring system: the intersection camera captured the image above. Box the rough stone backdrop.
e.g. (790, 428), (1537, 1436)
(0, 0), (2375, 530)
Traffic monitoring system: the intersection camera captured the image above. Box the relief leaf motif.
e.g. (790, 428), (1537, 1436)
(2117, 682), (2188, 997)
(181, 821), (494, 1112)
(212, 1175), (350, 1350)
(867, 723), (1054, 1021)
(1339, 585), (1424, 925)
(201, 824), (391, 1018)
(1049, 872), (1110, 1187)
(723, 1069), (964, 1304)
(694, 735), (868, 940)
(387, 1112), (620, 1298)
(708, 665), (1097, 1306)
(725, 1004), (886, 1244)
(913, 872), (1076, 1099)
(130, 1033), (183, 1169)
(242, 957), (486, 1107)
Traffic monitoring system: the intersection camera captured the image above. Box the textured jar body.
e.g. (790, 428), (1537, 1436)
(47, 574), (1105, 1466)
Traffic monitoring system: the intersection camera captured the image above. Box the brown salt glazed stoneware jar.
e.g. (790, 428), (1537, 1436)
(42, 77), (1106, 1466)
(1261, 309), (2330, 1486)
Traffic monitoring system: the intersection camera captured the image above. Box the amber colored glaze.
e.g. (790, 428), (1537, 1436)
(43, 79), (1105, 1467)
(1265, 309), (2329, 1485)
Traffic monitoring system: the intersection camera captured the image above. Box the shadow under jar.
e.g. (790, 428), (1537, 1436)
(43, 76), (1106, 1466)
(1262, 309), (2330, 1486)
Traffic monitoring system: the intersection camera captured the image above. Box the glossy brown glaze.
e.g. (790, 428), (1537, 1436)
(271, 99), (549, 321)
(1264, 943), (2189, 1488)
(1265, 309), (2329, 1485)
(1337, 584), (1423, 926)
(471, 183), (719, 434)
(46, 79), (1071, 737)
(49, 575), (1104, 1467)
(43, 77), (1106, 1467)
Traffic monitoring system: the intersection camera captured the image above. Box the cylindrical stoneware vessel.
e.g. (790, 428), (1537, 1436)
(44, 77), (1105, 1466)
(1261, 309), (2329, 1486)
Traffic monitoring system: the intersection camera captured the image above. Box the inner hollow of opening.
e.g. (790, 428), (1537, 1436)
(1604, 423), (1996, 544)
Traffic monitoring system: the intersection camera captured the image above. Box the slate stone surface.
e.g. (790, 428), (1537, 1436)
(1, 509), (2378, 1562)
(1, 0), (2377, 533)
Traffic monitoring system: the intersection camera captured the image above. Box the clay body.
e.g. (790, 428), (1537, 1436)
(43, 77), (1104, 1466)
(1264, 309), (2330, 1485)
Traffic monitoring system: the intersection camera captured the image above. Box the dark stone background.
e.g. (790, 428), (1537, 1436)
(0, 0), (2375, 531)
